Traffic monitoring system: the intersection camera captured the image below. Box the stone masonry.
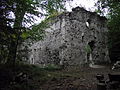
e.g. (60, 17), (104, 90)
(28, 7), (110, 66)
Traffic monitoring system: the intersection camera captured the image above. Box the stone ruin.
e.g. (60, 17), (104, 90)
(28, 7), (110, 66)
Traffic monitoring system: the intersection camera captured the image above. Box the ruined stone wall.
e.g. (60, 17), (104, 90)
(29, 7), (110, 66)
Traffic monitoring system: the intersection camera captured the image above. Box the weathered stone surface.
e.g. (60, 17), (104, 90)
(28, 7), (110, 66)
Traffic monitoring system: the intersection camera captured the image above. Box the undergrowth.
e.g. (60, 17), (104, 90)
(0, 64), (64, 90)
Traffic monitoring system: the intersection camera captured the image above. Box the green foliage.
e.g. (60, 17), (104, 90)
(85, 45), (92, 53)
(46, 11), (61, 19)
(21, 32), (29, 39)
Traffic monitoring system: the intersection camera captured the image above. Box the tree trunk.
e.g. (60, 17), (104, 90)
(6, 5), (25, 66)
(7, 39), (18, 65)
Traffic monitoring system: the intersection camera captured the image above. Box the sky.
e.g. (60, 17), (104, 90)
(66, 0), (98, 11)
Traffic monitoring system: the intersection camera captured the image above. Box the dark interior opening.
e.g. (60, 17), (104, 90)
(88, 41), (95, 51)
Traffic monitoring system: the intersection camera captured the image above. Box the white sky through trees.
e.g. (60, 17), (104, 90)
(31, 0), (98, 26)
(66, 0), (98, 11)
(7, 0), (98, 27)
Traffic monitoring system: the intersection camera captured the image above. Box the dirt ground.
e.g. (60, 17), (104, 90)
(39, 66), (120, 90)
(1, 64), (120, 90)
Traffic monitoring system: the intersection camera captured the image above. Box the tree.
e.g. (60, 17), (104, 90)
(0, 0), (14, 63)
(0, 0), (72, 65)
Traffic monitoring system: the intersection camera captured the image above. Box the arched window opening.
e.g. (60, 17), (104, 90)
(86, 19), (91, 28)
(86, 41), (95, 64)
